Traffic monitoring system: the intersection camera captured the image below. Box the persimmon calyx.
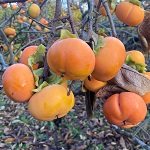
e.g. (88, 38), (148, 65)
(33, 68), (66, 93)
(128, 0), (141, 6)
(60, 29), (77, 40)
(93, 35), (106, 54)
(125, 55), (147, 73)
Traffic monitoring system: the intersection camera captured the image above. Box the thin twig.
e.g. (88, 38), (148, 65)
(101, 0), (117, 37)
(112, 125), (150, 150)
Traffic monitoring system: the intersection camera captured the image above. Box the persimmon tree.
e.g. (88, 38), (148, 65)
(0, 0), (150, 149)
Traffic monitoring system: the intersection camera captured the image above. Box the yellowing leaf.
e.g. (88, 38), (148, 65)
(32, 81), (49, 93)
(33, 68), (44, 86)
(28, 44), (46, 70)
(60, 29), (77, 40)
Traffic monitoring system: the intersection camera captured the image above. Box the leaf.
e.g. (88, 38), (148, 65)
(110, 0), (117, 10)
(4, 138), (15, 143)
(33, 68), (44, 86)
(138, 11), (150, 54)
(28, 44), (46, 70)
(47, 71), (64, 85)
(96, 85), (126, 99)
(32, 81), (49, 93)
(109, 64), (150, 96)
(60, 29), (77, 40)
(85, 90), (96, 120)
(94, 36), (106, 54)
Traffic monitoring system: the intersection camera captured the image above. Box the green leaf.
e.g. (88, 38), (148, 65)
(33, 68), (44, 86)
(48, 71), (65, 85)
(32, 81), (49, 93)
(28, 44), (46, 70)
(60, 29), (77, 40)
(94, 36), (106, 54)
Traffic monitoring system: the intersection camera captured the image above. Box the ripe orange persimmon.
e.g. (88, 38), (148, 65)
(40, 18), (48, 25)
(35, 25), (42, 31)
(28, 3), (40, 19)
(4, 27), (16, 35)
(1, 3), (8, 8)
(126, 50), (145, 64)
(94, 0), (115, 16)
(115, 2), (144, 26)
(28, 84), (75, 121)
(142, 72), (150, 80)
(47, 38), (95, 80)
(142, 92), (150, 104)
(11, 4), (18, 10)
(83, 76), (107, 92)
(20, 46), (39, 70)
(2, 63), (35, 103)
(103, 92), (147, 128)
(92, 36), (126, 82)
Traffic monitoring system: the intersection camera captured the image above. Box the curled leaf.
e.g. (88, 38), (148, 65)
(96, 85), (126, 99)
(32, 81), (49, 93)
(85, 90), (96, 120)
(109, 64), (150, 96)
(28, 44), (46, 70)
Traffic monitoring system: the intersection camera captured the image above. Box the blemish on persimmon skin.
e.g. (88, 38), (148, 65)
(123, 120), (126, 125)
(61, 72), (65, 78)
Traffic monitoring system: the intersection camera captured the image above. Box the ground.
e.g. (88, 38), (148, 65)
(0, 78), (150, 150)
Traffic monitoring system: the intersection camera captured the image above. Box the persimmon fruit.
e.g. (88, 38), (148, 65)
(92, 36), (126, 82)
(115, 2), (144, 26)
(142, 92), (150, 104)
(142, 72), (150, 80)
(94, 0), (115, 16)
(2, 63), (35, 103)
(126, 50), (145, 64)
(47, 38), (95, 80)
(103, 92), (147, 128)
(28, 3), (40, 19)
(28, 84), (75, 121)
(4, 27), (16, 35)
(20, 46), (39, 70)
(83, 76), (107, 92)
(40, 18), (48, 25)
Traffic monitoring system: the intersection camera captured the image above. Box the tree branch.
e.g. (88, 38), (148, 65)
(0, 0), (26, 4)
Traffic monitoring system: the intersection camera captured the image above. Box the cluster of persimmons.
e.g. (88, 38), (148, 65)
(2, 27), (150, 129)
(1, 0), (149, 129)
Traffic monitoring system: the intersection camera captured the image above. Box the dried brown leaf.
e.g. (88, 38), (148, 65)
(138, 11), (150, 53)
(96, 85), (126, 99)
(109, 64), (150, 96)
(76, 145), (87, 150)
(120, 137), (127, 149)
(4, 137), (15, 143)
